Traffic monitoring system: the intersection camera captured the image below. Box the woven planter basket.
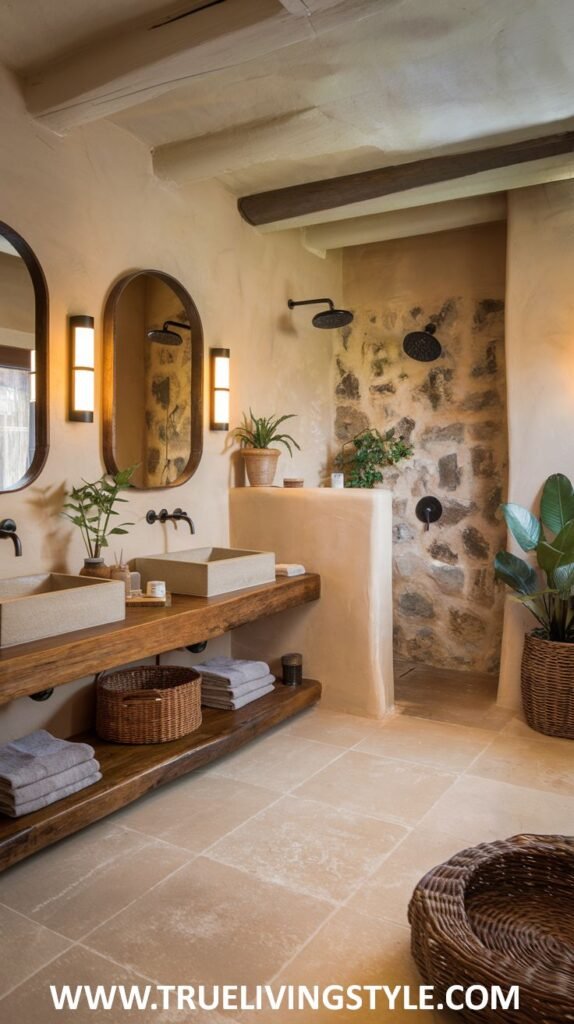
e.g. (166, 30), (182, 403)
(409, 834), (574, 1024)
(521, 632), (574, 738)
(96, 665), (202, 744)
(242, 448), (280, 486)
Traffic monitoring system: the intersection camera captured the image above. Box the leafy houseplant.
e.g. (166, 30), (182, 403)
(494, 472), (574, 738)
(235, 411), (300, 487)
(63, 467), (136, 575)
(495, 473), (574, 641)
(334, 427), (414, 488)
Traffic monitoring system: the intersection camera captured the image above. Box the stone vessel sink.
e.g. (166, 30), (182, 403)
(135, 547), (276, 598)
(0, 574), (126, 648)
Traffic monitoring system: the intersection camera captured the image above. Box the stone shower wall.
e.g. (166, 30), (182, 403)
(336, 223), (508, 673)
(114, 275), (193, 489)
(144, 278), (192, 488)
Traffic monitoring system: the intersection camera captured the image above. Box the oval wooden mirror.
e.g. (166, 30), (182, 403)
(0, 221), (49, 492)
(103, 270), (203, 490)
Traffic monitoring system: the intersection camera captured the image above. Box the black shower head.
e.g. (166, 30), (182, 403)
(287, 298), (354, 330)
(403, 322), (442, 362)
(147, 320), (189, 346)
(312, 306), (354, 329)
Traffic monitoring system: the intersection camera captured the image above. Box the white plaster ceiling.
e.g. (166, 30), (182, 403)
(0, 0), (573, 200)
(0, 0), (168, 72)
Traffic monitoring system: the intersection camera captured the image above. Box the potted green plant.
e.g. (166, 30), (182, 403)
(494, 472), (574, 738)
(63, 466), (136, 577)
(334, 426), (414, 488)
(235, 411), (300, 487)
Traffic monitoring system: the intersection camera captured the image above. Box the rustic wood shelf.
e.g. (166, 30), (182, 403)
(0, 679), (321, 871)
(0, 573), (320, 704)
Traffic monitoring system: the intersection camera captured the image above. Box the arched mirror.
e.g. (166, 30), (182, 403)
(103, 270), (203, 489)
(0, 222), (49, 492)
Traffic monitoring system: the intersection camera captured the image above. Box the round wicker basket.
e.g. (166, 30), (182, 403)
(409, 834), (574, 1024)
(96, 665), (202, 744)
(521, 632), (574, 738)
(242, 448), (280, 486)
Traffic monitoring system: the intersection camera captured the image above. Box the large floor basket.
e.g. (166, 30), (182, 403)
(408, 834), (574, 1023)
(96, 665), (202, 744)
(521, 632), (574, 738)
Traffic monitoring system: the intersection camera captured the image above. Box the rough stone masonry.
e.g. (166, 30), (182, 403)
(334, 226), (508, 674)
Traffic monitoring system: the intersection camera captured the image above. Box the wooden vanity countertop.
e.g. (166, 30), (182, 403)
(0, 573), (320, 704)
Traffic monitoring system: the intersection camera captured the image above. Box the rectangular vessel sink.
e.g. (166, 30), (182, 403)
(136, 547), (276, 598)
(0, 574), (126, 648)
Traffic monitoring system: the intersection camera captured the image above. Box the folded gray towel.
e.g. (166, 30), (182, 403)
(0, 730), (95, 789)
(195, 657), (270, 686)
(201, 683), (275, 711)
(0, 758), (100, 808)
(201, 673), (275, 698)
(0, 771), (102, 818)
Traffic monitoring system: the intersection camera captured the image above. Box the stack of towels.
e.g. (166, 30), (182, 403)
(195, 657), (275, 710)
(0, 730), (102, 818)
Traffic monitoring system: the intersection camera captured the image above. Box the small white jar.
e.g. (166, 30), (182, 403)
(146, 580), (167, 598)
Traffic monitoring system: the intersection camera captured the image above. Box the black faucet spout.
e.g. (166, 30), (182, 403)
(0, 519), (22, 556)
(173, 508), (195, 534)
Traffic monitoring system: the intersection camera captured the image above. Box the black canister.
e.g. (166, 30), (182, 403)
(281, 652), (303, 686)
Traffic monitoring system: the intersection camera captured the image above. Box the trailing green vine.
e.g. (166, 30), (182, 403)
(334, 427), (414, 488)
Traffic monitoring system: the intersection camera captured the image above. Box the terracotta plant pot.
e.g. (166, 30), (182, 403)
(521, 632), (574, 738)
(242, 448), (280, 487)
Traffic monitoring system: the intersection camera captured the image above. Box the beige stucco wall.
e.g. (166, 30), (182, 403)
(230, 488), (394, 718)
(0, 65), (340, 742)
(337, 224), (508, 673)
(0, 251), (35, 335)
(498, 180), (574, 709)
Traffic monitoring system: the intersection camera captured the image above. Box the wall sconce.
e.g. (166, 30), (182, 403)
(69, 315), (95, 422)
(210, 347), (230, 430)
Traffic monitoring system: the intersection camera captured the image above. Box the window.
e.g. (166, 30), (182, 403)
(0, 347), (33, 489)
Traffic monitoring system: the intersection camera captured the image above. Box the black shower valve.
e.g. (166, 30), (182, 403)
(415, 496), (443, 532)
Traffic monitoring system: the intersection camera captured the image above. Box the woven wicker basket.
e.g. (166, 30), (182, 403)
(409, 834), (574, 1024)
(96, 665), (202, 744)
(521, 632), (574, 738)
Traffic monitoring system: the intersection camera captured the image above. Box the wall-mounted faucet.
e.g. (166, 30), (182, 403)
(0, 519), (22, 556)
(145, 508), (195, 534)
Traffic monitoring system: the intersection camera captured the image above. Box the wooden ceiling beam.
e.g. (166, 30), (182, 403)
(302, 195), (507, 255)
(238, 131), (574, 226)
(22, 0), (383, 134)
(153, 108), (369, 183)
(23, 0), (310, 134)
(277, 0), (311, 13)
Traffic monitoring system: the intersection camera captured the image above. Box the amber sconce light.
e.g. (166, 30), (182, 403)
(69, 315), (95, 422)
(210, 347), (230, 430)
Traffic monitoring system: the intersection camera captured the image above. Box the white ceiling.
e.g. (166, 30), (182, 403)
(119, 0), (574, 189)
(1, 0), (573, 216)
(0, 0), (167, 72)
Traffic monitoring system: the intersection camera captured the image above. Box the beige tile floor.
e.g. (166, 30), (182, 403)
(0, 664), (572, 1022)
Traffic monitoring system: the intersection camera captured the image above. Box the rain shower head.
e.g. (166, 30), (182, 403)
(403, 322), (442, 362)
(287, 298), (354, 330)
(147, 320), (189, 345)
(312, 306), (354, 330)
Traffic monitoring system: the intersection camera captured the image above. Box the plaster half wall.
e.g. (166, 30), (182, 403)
(499, 179), (574, 710)
(0, 64), (340, 743)
(336, 223), (508, 673)
(230, 487), (394, 718)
